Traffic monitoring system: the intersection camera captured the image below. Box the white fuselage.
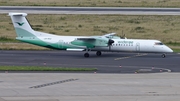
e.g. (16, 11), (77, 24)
(36, 32), (173, 53)
(92, 39), (173, 53)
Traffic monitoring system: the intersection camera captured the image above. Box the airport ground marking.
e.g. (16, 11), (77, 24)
(114, 53), (148, 60)
(29, 78), (78, 89)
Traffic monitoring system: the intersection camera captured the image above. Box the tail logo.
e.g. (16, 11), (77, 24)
(16, 22), (24, 26)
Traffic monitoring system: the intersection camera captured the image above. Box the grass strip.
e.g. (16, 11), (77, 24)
(0, 36), (19, 43)
(170, 49), (180, 53)
(0, 66), (97, 71)
(1, 0), (180, 7)
(1, 14), (180, 51)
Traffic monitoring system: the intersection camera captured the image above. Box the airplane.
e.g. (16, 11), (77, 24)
(8, 13), (173, 58)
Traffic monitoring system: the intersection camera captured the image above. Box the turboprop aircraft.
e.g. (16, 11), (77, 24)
(9, 13), (173, 58)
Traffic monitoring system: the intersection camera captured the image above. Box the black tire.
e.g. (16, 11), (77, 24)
(162, 54), (166, 58)
(96, 51), (102, 56)
(84, 53), (89, 57)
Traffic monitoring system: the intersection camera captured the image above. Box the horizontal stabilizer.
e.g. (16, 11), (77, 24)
(8, 13), (27, 16)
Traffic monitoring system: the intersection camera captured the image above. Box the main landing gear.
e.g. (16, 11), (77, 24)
(84, 51), (102, 57)
(96, 51), (102, 56)
(84, 53), (89, 57)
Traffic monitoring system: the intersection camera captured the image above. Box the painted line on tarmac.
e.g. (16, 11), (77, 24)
(136, 67), (171, 73)
(29, 79), (78, 89)
(154, 67), (172, 73)
(114, 53), (148, 60)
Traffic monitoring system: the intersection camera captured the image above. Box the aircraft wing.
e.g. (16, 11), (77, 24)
(76, 32), (116, 41)
(71, 37), (110, 48)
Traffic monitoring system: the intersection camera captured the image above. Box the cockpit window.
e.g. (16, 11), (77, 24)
(155, 42), (163, 45)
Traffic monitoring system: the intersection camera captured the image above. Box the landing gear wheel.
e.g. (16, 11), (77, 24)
(84, 53), (89, 57)
(161, 54), (166, 58)
(96, 51), (102, 56)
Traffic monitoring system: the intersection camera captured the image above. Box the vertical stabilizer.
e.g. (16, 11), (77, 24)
(9, 13), (35, 37)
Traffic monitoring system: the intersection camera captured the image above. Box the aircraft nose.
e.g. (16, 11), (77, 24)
(166, 46), (173, 53)
(169, 48), (173, 53)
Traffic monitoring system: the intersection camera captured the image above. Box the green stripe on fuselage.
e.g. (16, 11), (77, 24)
(15, 28), (92, 50)
(15, 28), (59, 49)
(16, 37), (52, 47)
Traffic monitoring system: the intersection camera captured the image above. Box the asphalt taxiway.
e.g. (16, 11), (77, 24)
(0, 50), (179, 73)
(1, 73), (180, 101)
(1, 6), (180, 15)
(0, 51), (180, 101)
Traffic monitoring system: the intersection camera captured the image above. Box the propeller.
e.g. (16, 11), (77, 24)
(103, 32), (116, 51)
(108, 39), (114, 51)
(103, 33), (115, 51)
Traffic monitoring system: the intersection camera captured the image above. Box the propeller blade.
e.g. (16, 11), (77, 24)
(108, 39), (114, 45)
(108, 39), (114, 51)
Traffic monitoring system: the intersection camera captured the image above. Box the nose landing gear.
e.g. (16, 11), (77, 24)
(161, 53), (166, 58)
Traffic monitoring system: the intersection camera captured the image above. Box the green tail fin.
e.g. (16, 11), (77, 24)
(9, 13), (35, 37)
